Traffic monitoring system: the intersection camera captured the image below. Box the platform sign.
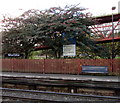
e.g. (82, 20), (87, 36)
(62, 32), (76, 44)
(5, 53), (23, 57)
(63, 44), (76, 57)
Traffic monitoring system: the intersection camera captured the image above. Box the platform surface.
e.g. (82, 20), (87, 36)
(1, 72), (120, 82)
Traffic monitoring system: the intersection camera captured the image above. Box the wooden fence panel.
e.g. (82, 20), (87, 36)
(2, 59), (13, 72)
(1, 59), (120, 75)
(112, 59), (120, 74)
(62, 59), (78, 74)
(24, 59), (44, 73)
(44, 59), (64, 74)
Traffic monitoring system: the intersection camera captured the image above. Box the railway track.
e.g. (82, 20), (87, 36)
(2, 76), (120, 96)
(1, 73), (120, 102)
(1, 87), (120, 102)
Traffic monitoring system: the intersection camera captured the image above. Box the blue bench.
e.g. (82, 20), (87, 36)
(82, 66), (108, 73)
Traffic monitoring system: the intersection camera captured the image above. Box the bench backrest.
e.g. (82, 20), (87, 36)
(82, 66), (108, 73)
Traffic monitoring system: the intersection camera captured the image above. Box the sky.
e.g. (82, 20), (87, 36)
(0, 0), (120, 19)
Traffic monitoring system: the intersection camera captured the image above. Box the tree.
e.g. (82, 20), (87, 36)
(2, 10), (43, 58)
(92, 32), (120, 59)
(2, 5), (107, 59)
(97, 35), (120, 59)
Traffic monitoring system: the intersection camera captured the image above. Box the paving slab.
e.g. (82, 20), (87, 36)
(1, 72), (120, 82)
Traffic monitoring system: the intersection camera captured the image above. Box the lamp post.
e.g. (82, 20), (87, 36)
(111, 7), (116, 73)
(111, 6), (116, 59)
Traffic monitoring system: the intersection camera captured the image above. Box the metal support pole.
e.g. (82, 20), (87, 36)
(111, 7), (116, 59)
(112, 10), (114, 59)
(111, 7), (116, 73)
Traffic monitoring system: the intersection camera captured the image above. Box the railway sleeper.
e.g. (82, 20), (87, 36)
(2, 83), (120, 97)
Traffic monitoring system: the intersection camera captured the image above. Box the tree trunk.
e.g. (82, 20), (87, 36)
(25, 51), (29, 59)
(58, 50), (61, 58)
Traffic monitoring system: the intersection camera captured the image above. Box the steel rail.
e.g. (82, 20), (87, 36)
(1, 88), (120, 102)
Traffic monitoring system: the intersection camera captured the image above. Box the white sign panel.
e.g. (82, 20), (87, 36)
(63, 44), (76, 56)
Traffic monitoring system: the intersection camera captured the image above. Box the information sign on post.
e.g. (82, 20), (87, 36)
(63, 44), (76, 57)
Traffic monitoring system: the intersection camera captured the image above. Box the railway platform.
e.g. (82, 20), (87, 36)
(1, 72), (120, 102)
(1, 72), (119, 82)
